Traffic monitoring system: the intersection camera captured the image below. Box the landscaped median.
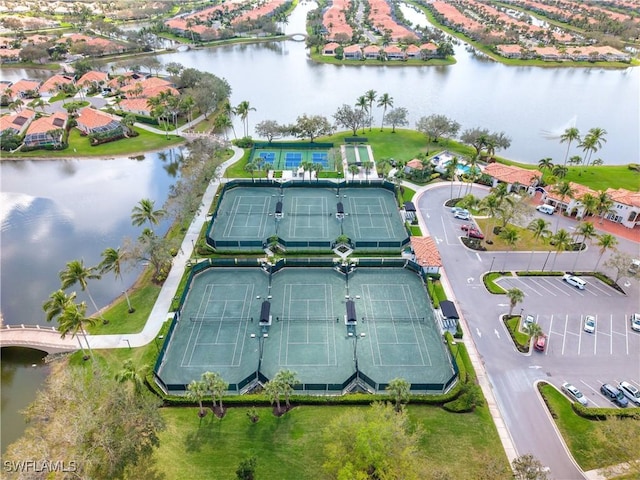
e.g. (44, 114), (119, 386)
(537, 382), (640, 475)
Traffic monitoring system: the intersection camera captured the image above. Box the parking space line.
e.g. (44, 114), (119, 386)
(529, 279), (557, 296)
(543, 278), (571, 296)
(610, 315), (613, 355)
(587, 282), (613, 297)
(625, 315), (629, 355)
(562, 315), (568, 356)
(580, 381), (606, 407)
(577, 315), (582, 355)
(593, 325), (597, 355)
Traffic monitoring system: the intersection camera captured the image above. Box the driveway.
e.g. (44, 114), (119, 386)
(415, 182), (640, 479)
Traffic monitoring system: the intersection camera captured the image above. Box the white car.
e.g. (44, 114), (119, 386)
(563, 274), (586, 290)
(451, 206), (467, 214)
(561, 382), (588, 406)
(630, 313), (640, 332)
(454, 210), (470, 220)
(618, 381), (640, 406)
(583, 315), (596, 334)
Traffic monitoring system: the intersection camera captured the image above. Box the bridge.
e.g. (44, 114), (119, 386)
(0, 325), (79, 354)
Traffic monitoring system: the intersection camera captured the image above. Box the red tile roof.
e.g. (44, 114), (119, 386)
(411, 236), (442, 268)
(0, 109), (35, 134)
(39, 74), (74, 95)
(605, 188), (640, 209)
(25, 111), (67, 135)
(119, 98), (152, 115)
(9, 79), (41, 95)
(77, 107), (120, 130)
(77, 71), (108, 86)
(484, 163), (541, 186)
(547, 182), (597, 203)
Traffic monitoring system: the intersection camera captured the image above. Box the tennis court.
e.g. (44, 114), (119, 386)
(155, 266), (456, 393)
(250, 145), (334, 171)
(207, 185), (409, 250)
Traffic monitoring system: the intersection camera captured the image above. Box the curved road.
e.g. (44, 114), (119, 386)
(414, 182), (639, 480)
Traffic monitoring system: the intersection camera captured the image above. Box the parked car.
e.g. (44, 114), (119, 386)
(534, 334), (546, 352)
(583, 315), (596, 334)
(461, 224), (484, 239)
(618, 381), (640, 406)
(630, 313), (640, 332)
(451, 206), (467, 214)
(454, 210), (470, 220)
(523, 314), (535, 329)
(536, 204), (555, 215)
(563, 274), (586, 290)
(561, 382), (588, 406)
(600, 383), (628, 408)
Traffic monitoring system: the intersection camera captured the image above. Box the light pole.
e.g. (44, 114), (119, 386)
(191, 239), (197, 261)
(123, 290), (134, 314)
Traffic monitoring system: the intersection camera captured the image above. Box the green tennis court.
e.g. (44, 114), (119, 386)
(250, 146), (334, 171)
(155, 266), (456, 393)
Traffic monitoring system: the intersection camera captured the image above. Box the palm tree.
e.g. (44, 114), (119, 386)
(559, 127), (580, 167)
(300, 160), (313, 181)
(526, 218), (551, 271)
(355, 95), (368, 134)
(348, 164), (360, 180)
(593, 233), (618, 271)
(43, 289), (77, 323)
(131, 198), (166, 232)
(245, 161), (257, 182)
(187, 379), (208, 418)
(202, 371), (228, 412)
(273, 370), (299, 409)
(594, 190), (613, 225)
(550, 229), (571, 270)
(115, 359), (149, 396)
(580, 193), (597, 219)
(478, 194), (503, 243)
(571, 221), (596, 271)
(445, 157), (459, 200)
(365, 89), (376, 131)
(499, 226), (520, 271)
(551, 164), (568, 179)
(377, 93), (393, 131)
(99, 247), (134, 313)
(59, 259), (105, 322)
(264, 378), (282, 411)
(312, 162), (323, 182)
(506, 288), (524, 316)
(523, 321), (543, 340)
(386, 377), (410, 412)
(235, 100), (256, 138)
(579, 127), (607, 169)
(537, 157), (554, 172)
(551, 181), (574, 225)
(57, 301), (97, 361)
(362, 160), (373, 180)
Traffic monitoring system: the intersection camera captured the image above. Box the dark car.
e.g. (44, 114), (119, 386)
(600, 383), (628, 408)
(460, 224), (485, 239)
(534, 335), (546, 352)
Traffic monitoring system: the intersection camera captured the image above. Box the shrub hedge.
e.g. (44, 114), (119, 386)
(483, 272), (511, 294)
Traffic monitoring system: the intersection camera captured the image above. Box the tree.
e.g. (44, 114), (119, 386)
(3, 365), (165, 480)
(506, 288), (524, 316)
(365, 89), (377, 131)
(236, 457), (257, 480)
(235, 100), (256, 138)
(384, 107), (409, 133)
(594, 233), (618, 271)
(604, 251), (637, 284)
(580, 127), (607, 169)
(594, 190), (614, 224)
(292, 114), (333, 142)
(386, 378), (410, 411)
(551, 181), (574, 225)
(264, 377), (282, 411)
(537, 157), (554, 172)
(499, 226), (520, 270)
(273, 369), (299, 409)
(512, 454), (549, 480)
(416, 114), (461, 143)
(333, 104), (366, 136)
(323, 402), (427, 480)
(478, 194), (503, 243)
(202, 371), (228, 412)
(551, 164), (568, 179)
(523, 322), (543, 340)
(187, 379), (208, 418)
(559, 127), (580, 167)
(43, 289), (90, 354)
(355, 95), (369, 134)
(571, 221), (596, 270)
(59, 259), (104, 323)
(348, 163), (360, 180)
(461, 127), (490, 157)
(312, 162), (324, 182)
(550, 229), (571, 270)
(377, 93), (394, 131)
(527, 218), (551, 270)
(99, 246), (134, 313)
(115, 359), (149, 396)
(245, 161), (258, 181)
(131, 198), (166, 232)
(57, 301), (97, 361)
(436, 41), (454, 57)
(255, 119), (285, 142)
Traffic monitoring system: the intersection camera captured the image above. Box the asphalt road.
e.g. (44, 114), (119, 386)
(416, 183), (640, 480)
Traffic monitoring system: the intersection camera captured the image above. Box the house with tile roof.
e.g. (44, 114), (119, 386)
(484, 163), (542, 194)
(542, 181), (597, 218)
(118, 98), (153, 117)
(384, 45), (405, 60)
(23, 111), (68, 148)
(604, 188), (640, 229)
(9, 79), (42, 99)
(76, 107), (123, 136)
(0, 109), (36, 136)
(39, 74), (75, 97)
(343, 45), (362, 60)
(405, 44), (422, 59)
(322, 42), (340, 56)
(410, 236), (442, 274)
(420, 43), (438, 59)
(363, 45), (381, 59)
(77, 71), (109, 90)
(0, 48), (21, 63)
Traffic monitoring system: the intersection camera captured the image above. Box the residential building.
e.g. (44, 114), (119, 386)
(0, 109), (36, 135)
(483, 163), (542, 193)
(39, 74), (75, 97)
(410, 236), (442, 274)
(605, 188), (640, 229)
(23, 112), (68, 148)
(76, 107), (123, 136)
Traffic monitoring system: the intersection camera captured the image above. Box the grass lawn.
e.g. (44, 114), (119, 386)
(504, 315), (530, 349)
(474, 218), (555, 252)
(154, 403), (509, 479)
(3, 128), (184, 159)
(538, 383), (640, 472)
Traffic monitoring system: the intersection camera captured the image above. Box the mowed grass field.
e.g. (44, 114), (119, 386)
(154, 403), (509, 479)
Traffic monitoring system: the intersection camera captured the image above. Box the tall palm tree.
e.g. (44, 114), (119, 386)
(523, 321), (543, 340)
(386, 377), (410, 412)
(312, 162), (323, 182)
(202, 371), (228, 411)
(58, 301), (97, 361)
(348, 164), (360, 180)
(580, 193), (597, 219)
(187, 379), (208, 418)
(377, 93), (393, 131)
(445, 157), (459, 200)
(551, 181), (574, 227)
(43, 289), (77, 323)
(115, 359), (149, 396)
(499, 226), (520, 271)
(355, 95), (368, 134)
(99, 247), (134, 313)
(234, 100), (256, 138)
(273, 369), (299, 409)
(551, 164), (568, 179)
(362, 160), (373, 180)
(550, 229), (571, 270)
(594, 190), (613, 225)
(131, 198), (166, 232)
(526, 218), (551, 271)
(478, 194), (502, 243)
(365, 89), (376, 131)
(559, 127), (580, 167)
(571, 221), (596, 271)
(593, 233), (618, 271)
(264, 378), (282, 411)
(506, 288), (524, 316)
(245, 161), (257, 182)
(537, 157), (554, 172)
(59, 259), (104, 322)
(579, 127), (607, 169)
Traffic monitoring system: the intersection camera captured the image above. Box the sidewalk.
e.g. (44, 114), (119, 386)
(89, 145), (243, 349)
